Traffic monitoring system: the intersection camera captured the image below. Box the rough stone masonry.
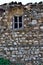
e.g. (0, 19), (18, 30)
(0, 1), (43, 65)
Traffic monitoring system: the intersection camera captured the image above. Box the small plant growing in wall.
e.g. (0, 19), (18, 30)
(0, 58), (11, 65)
(39, 63), (42, 65)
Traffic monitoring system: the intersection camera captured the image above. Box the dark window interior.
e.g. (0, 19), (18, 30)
(13, 16), (22, 29)
(19, 16), (22, 28)
(19, 23), (22, 28)
(19, 16), (22, 22)
(14, 16), (18, 28)
(14, 16), (17, 22)
(14, 23), (18, 28)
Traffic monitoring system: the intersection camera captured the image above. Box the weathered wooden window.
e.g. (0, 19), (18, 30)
(13, 16), (23, 29)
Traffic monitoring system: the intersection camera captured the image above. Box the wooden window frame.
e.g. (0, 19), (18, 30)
(12, 15), (23, 30)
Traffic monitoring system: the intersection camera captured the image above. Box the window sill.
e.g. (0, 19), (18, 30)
(11, 27), (24, 32)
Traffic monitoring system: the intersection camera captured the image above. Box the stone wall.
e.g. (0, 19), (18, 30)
(0, 2), (43, 65)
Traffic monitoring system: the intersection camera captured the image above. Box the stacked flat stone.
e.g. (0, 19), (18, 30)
(0, 2), (43, 65)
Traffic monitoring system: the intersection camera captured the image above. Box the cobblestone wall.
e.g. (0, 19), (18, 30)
(0, 2), (43, 65)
